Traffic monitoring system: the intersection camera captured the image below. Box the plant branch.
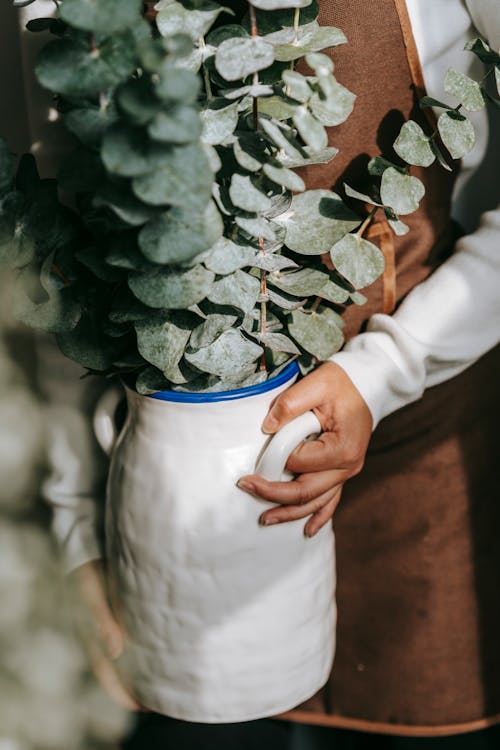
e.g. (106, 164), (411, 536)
(356, 206), (378, 238)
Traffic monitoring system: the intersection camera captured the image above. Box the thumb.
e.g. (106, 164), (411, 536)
(262, 366), (330, 434)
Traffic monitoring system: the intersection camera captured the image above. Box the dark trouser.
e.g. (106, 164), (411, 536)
(293, 724), (500, 749)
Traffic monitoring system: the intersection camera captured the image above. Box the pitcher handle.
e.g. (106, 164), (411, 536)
(256, 411), (322, 482)
(93, 385), (125, 456)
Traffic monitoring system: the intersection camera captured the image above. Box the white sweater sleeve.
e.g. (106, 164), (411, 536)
(330, 2), (500, 430)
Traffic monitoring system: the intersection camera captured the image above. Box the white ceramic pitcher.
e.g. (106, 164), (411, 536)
(94, 362), (336, 723)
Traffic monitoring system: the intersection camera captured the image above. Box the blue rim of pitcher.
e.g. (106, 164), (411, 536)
(148, 360), (300, 403)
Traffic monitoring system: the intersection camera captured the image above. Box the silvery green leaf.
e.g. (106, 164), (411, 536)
(203, 237), (256, 274)
(496, 66), (500, 96)
(256, 95), (297, 119)
(266, 287), (306, 309)
(223, 84), (274, 99)
(57, 315), (125, 370)
(208, 269), (260, 312)
(274, 23), (346, 62)
(186, 329), (262, 377)
(289, 307), (344, 359)
(132, 143), (212, 209)
(229, 174), (272, 213)
(139, 201), (223, 264)
(233, 140), (262, 172)
(293, 105), (327, 150)
(259, 117), (304, 160)
(201, 101), (239, 146)
(262, 28), (298, 45)
(14, 272), (81, 335)
(393, 120), (435, 167)
(155, 66), (201, 104)
(262, 193), (292, 220)
(350, 291), (367, 305)
(102, 125), (172, 178)
(215, 37), (275, 81)
(235, 215), (276, 241)
(279, 145), (338, 168)
(270, 267), (348, 303)
(309, 80), (355, 126)
(380, 167), (425, 216)
(253, 332), (301, 354)
(464, 38), (500, 66)
(252, 253), (298, 272)
(429, 140), (453, 172)
(263, 163), (305, 192)
(94, 184), (159, 226)
(437, 111), (475, 159)
(282, 70), (312, 103)
(343, 183), (382, 206)
(330, 233), (385, 289)
(129, 264), (215, 309)
(387, 218), (410, 236)
(204, 144), (222, 173)
(275, 189), (360, 254)
(305, 52), (334, 74)
(64, 106), (118, 148)
(147, 105), (202, 143)
(190, 313), (238, 349)
(135, 314), (192, 382)
(367, 155), (404, 176)
(251, 0), (312, 10)
(60, 0), (142, 33)
(156, 2), (224, 41)
(444, 67), (485, 111)
(136, 367), (172, 395)
(418, 96), (453, 110)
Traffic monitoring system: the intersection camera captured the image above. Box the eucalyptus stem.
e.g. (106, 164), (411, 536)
(356, 206), (378, 238)
(199, 38), (213, 100)
(285, 8), (301, 94)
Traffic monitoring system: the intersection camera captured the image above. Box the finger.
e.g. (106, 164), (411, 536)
(262, 363), (336, 433)
(238, 469), (346, 505)
(305, 486), (343, 538)
(259, 485), (340, 526)
(286, 433), (342, 474)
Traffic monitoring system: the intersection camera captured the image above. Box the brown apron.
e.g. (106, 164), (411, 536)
(278, 0), (500, 737)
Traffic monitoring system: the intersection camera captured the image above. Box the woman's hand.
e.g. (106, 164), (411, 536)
(69, 560), (143, 712)
(237, 361), (373, 537)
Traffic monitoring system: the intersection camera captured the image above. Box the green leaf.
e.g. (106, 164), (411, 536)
(229, 174), (272, 213)
(132, 143), (212, 209)
(252, 253), (298, 272)
(270, 267), (349, 303)
(0, 139), (13, 194)
(274, 23), (346, 62)
(251, 0), (311, 9)
(129, 264), (215, 309)
(276, 189), (360, 254)
(305, 52), (333, 74)
(419, 96), (453, 110)
(215, 37), (275, 81)
(288, 307), (344, 359)
(207, 269), (260, 313)
(235, 215), (276, 241)
(155, 66), (201, 104)
(464, 38), (500, 66)
(201, 100), (239, 146)
(36, 31), (137, 98)
(60, 0), (142, 32)
(64, 106), (118, 147)
(282, 70), (312, 103)
(139, 200), (223, 264)
(101, 124), (172, 178)
(117, 78), (161, 126)
(367, 156), (404, 176)
(136, 367), (172, 395)
(56, 315), (124, 371)
(233, 139), (264, 172)
(437, 111), (475, 159)
(258, 117), (303, 160)
(156, 1), (226, 41)
(263, 163), (305, 192)
(135, 313), (193, 382)
(186, 329), (262, 378)
(429, 139), (453, 172)
(266, 287), (305, 309)
(279, 145), (338, 168)
(444, 67), (485, 112)
(257, 96), (297, 119)
(148, 105), (202, 144)
(293, 105), (327, 150)
(393, 120), (435, 167)
(203, 237), (256, 274)
(343, 183), (382, 206)
(190, 313), (238, 349)
(330, 233), (385, 289)
(380, 167), (425, 216)
(309, 79), (355, 126)
(252, 332), (300, 354)
(93, 183), (159, 226)
(14, 266), (81, 334)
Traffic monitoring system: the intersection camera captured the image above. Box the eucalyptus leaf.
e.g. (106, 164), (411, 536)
(282, 70), (312, 103)
(266, 287), (306, 309)
(102, 124), (172, 178)
(203, 237), (256, 274)
(253, 332), (300, 354)
(437, 111), (476, 159)
(201, 101), (239, 145)
(444, 68), (485, 111)
(208, 269), (260, 313)
(419, 96), (453, 110)
(229, 174), (272, 212)
(139, 201), (223, 264)
(263, 163), (305, 192)
(185, 329), (262, 378)
(293, 105), (327, 150)
(235, 215), (276, 241)
(309, 80), (355, 126)
(148, 105), (202, 144)
(14, 271), (81, 334)
(64, 106), (118, 147)
(343, 184), (382, 206)
(274, 23), (346, 62)
(60, 0), (142, 33)
(275, 189), (360, 254)
(258, 117), (304, 160)
(279, 145), (338, 168)
(233, 140), (263, 172)
(215, 37), (275, 81)
(270, 267), (350, 303)
(257, 96), (297, 119)
(155, 66), (201, 104)
(156, 1), (226, 41)
(94, 183), (159, 226)
(135, 313), (193, 381)
(464, 38), (500, 66)
(129, 264), (215, 309)
(367, 156), (404, 176)
(330, 233), (385, 289)
(393, 120), (435, 167)
(0, 139), (13, 194)
(251, 0), (312, 10)
(56, 315), (125, 371)
(380, 167), (425, 216)
(190, 313), (238, 349)
(288, 307), (344, 360)
(305, 52), (334, 74)
(36, 32), (137, 99)
(132, 143), (212, 209)
(136, 366), (172, 395)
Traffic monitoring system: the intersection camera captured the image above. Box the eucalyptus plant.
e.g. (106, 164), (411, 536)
(2, 0), (498, 394)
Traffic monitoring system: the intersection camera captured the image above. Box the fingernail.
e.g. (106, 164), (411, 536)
(304, 526), (316, 538)
(237, 479), (256, 493)
(260, 514), (279, 526)
(262, 415), (279, 434)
